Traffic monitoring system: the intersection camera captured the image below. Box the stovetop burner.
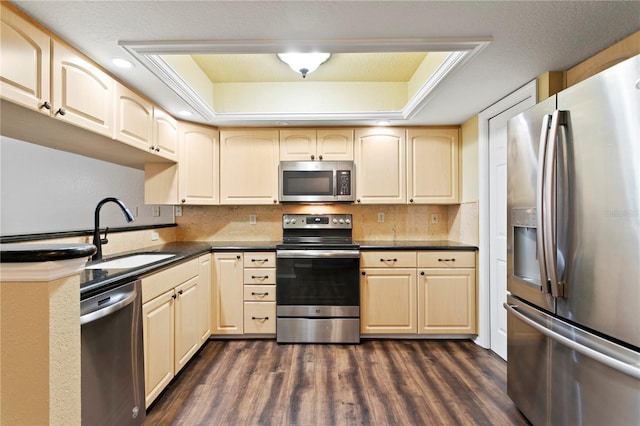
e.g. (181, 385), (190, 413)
(278, 214), (356, 250)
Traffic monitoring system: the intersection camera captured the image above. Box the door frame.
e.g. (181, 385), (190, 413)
(475, 80), (537, 349)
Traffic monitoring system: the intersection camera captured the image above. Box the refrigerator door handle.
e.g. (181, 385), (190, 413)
(504, 302), (640, 380)
(544, 110), (566, 298)
(536, 114), (552, 292)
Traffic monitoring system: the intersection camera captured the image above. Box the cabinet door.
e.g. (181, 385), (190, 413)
(219, 130), (279, 205)
(279, 129), (317, 161)
(174, 276), (200, 374)
(198, 254), (212, 344)
(360, 268), (417, 334)
(407, 128), (459, 204)
(51, 40), (113, 137)
(212, 252), (244, 334)
(417, 268), (476, 334)
(142, 289), (175, 408)
(153, 108), (178, 161)
(114, 82), (153, 151)
(317, 128), (354, 161)
(178, 122), (219, 205)
(355, 128), (406, 204)
(0, 5), (51, 114)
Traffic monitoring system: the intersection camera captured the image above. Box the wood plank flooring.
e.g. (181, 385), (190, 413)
(144, 339), (529, 426)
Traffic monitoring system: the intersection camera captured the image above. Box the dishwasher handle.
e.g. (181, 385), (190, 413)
(81, 284), (138, 325)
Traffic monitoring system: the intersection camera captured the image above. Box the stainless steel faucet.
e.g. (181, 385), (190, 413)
(92, 197), (135, 261)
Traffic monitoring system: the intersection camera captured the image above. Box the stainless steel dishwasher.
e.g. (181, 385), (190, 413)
(81, 280), (145, 425)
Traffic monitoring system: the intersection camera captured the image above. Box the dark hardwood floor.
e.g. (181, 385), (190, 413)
(144, 339), (529, 425)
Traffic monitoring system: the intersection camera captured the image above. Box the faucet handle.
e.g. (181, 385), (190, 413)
(101, 227), (109, 245)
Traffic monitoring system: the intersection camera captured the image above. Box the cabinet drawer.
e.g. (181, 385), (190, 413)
(360, 251), (417, 268)
(243, 252), (275, 268)
(418, 251), (476, 268)
(244, 302), (276, 334)
(142, 258), (199, 303)
(244, 285), (276, 302)
(243, 268), (276, 285)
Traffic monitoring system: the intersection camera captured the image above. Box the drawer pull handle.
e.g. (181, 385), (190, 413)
(251, 258), (269, 263)
(251, 275), (269, 279)
(380, 258), (398, 262)
(251, 292), (269, 297)
(438, 258), (456, 262)
(252, 316), (269, 321)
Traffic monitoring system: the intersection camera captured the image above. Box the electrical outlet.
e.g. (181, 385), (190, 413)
(431, 213), (438, 224)
(175, 205), (183, 216)
(151, 231), (159, 241)
(249, 214), (257, 225)
(152, 206), (161, 217)
(378, 212), (385, 223)
(133, 206), (139, 217)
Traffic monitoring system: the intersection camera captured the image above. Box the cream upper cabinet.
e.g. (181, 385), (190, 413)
(219, 130), (279, 205)
(178, 122), (219, 205)
(211, 252), (244, 335)
(417, 251), (476, 334)
(280, 128), (353, 161)
(354, 128), (406, 204)
(114, 81), (153, 151)
(51, 40), (114, 137)
(407, 128), (460, 204)
(0, 5), (51, 114)
(152, 108), (178, 161)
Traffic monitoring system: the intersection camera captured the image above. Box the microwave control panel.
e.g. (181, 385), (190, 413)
(337, 170), (351, 195)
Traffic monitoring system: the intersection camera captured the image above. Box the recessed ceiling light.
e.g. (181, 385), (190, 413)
(177, 110), (193, 117)
(377, 120), (391, 126)
(112, 58), (134, 69)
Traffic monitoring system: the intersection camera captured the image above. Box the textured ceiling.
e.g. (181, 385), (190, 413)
(9, 1), (640, 127)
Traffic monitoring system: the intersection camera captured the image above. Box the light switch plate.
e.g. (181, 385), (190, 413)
(378, 212), (385, 223)
(175, 205), (183, 216)
(249, 214), (257, 225)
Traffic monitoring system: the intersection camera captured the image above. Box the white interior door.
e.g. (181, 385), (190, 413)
(481, 81), (537, 360)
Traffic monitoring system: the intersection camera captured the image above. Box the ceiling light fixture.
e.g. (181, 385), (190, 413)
(277, 52), (331, 78)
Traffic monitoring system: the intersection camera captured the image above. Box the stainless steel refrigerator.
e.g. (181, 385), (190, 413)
(505, 54), (640, 425)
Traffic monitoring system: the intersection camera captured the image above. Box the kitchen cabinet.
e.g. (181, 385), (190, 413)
(360, 250), (476, 336)
(114, 81), (154, 151)
(354, 128), (406, 204)
(152, 107), (178, 161)
(219, 130), (279, 205)
(280, 128), (354, 161)
(0, 5), (51, 114)
(407, 128), (460, 204)
(179, 122), (219, 205)
(198, 253), (212, 344)
(141, 256), (209, 408)
(51, 40), (114, 137)
(211, 252), (244, 335)
(417, 251), (476, 334)
(243, 252), (276, 334)
(360, 251), (417, 334)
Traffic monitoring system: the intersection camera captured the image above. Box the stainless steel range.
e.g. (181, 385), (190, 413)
(276, 214), (360, 344)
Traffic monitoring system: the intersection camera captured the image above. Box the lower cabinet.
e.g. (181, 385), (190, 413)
(211, 251), (276, 336)
(360, 250), (477, 336)
(141, 254), (211, 408)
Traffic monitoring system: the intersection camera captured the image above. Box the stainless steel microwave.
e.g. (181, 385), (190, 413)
(279, 161), (355, 203)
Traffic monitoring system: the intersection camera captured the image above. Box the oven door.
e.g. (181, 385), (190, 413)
(276, 249), (360, 312)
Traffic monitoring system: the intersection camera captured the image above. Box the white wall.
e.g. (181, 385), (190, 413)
(0, 136), (173, 236)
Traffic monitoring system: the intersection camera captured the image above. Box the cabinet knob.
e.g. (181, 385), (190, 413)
(181, 199), (186, 203)
(380, 258), (398, 262)
(420, 271), (425, 276)
(236, 255), (241, 260)
(177, 289), (184, 295)
(273, 199), (277, 204)
(172, 294), (177, 299)
(319, 155), (323, 160)
(409, 199), (414, 203)
(149, 146), (155, 151)
(311, 154), (315, 160)
(40, 101), (51, 110)
(55, 108), (67, 116)
(357, 199), (361, 203)
(361, 271), (366, 276)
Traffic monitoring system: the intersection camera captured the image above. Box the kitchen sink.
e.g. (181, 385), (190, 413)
(85, 253), (176, 269)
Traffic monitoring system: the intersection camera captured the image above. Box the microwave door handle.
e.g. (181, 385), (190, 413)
(536, 114), (552, 293)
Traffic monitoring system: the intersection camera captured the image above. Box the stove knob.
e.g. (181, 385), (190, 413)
(339, 218), (345, 224)
(332, 219), (338, 224)
(345, 218), (351, 224)
(291, 218), (297, 224)
(284, 219), (290, 224)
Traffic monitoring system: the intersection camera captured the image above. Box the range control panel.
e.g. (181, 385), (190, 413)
(282, 214), (352, 229)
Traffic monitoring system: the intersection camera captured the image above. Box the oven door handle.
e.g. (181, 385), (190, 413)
(276, 249), (360, 259)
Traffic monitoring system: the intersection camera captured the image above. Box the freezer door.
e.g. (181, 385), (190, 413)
(505, 296), (640, 426)
(507, 95), (556, 312)
(555, 55), (640, 347)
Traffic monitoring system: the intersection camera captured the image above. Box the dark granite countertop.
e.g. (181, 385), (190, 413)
(0, 243), (97, 262)
(210, 241), (280, 251)
(357, 240), (478, 251)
